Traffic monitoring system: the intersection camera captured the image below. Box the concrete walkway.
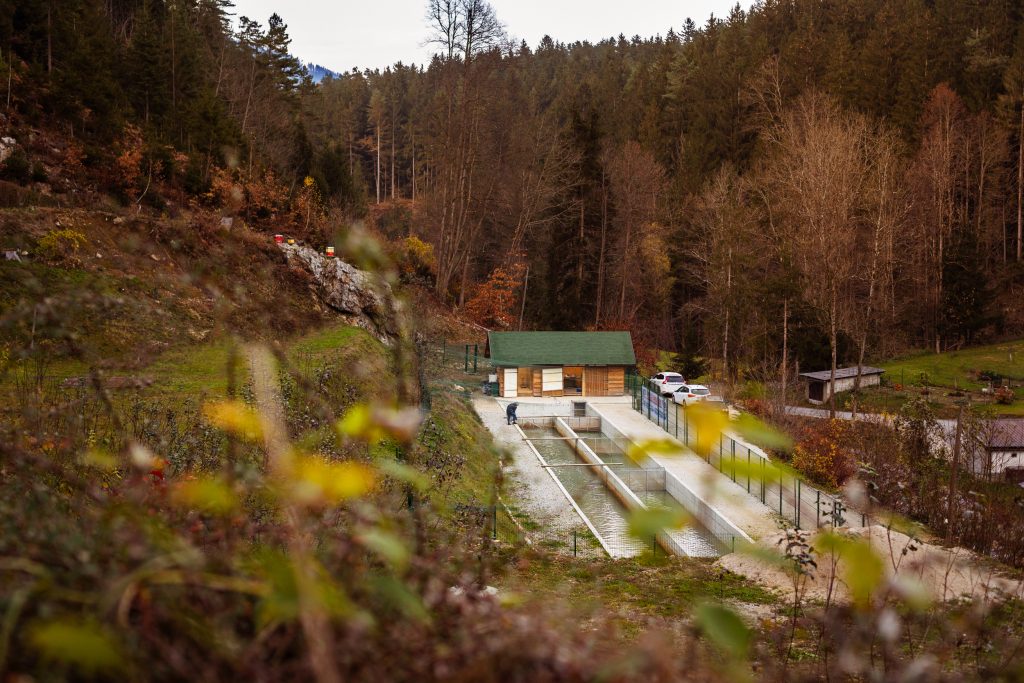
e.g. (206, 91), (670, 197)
(472, 396), (594, 551)
(589, 403), (781, 541)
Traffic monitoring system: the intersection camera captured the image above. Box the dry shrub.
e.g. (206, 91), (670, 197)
(464, 263), (526, 329)
(791, 419), (856, 488)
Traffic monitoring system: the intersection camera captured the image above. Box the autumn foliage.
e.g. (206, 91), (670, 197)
(464, 263), (526, 329)
(791, 419), (857, 488)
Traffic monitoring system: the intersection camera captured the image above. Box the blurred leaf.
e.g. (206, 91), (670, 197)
(890, 575), (933, 612)
(358, 528), (410, 571)
(816, 531), (884, 609)
(375, 459), (429, 492)
(627, 506), (689, 540)
(204, 400), (263, 441)
(338, 404), (422, 445)
(733, 414), (793, 451)
(374, 407), (423, 444)
(79, 448), (117, 472)
(688, 403), (730, 457)
(627, 439), (681, 462)
(30, 619), (124, 675)
(336, 404), (384, 443)
(695, 603), (751, 658)
(170, 477), (239, 516)
(370, 576), (430, 624)
(292, 457), (376, 506)
(128, 441), (160, 470)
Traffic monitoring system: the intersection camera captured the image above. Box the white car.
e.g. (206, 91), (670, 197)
(672, 384), (712, 405)
(650, 372), (685, 396)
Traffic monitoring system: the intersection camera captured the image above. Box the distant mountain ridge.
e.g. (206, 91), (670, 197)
(306, 62), (339, 84)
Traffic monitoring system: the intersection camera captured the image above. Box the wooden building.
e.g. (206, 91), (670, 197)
(799, 366), (885, 404)
(487, 331), (636, 398)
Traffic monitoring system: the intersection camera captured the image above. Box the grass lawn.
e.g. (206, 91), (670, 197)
(880, 340), (1024, 391)
(502, 552), (777, 637)
(145, 324), (381, 397)
(873, 340), (1024, 416)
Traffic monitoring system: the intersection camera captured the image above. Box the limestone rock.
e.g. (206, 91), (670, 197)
(0, 137), (17, 164)
(278, 243), (398, 344)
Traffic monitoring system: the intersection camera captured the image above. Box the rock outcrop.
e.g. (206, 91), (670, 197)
(279, 243), (398, 344)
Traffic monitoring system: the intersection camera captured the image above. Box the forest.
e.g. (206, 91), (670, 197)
(4, 2), (1024, 681)
(4, 0), (1024, 375)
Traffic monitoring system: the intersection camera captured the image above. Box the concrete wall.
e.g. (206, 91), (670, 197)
(588, 403), (752, 550)
(808, 373), (882, 404)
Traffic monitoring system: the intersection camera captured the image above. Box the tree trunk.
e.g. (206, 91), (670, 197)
(723, 247), (732, 381)
(829, 289), (838, 419)
(1018, 93), (1023, 262)
(781, 298), (789, 409)
(376, 124), (381, 204)
(595, 170), (608, 326)
(46, 3), (52, 76)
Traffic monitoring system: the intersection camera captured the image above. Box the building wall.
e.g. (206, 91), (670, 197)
(990, 448), (1024, 476)
(494, 365), (629, 397)
(807, 373), (882, 404)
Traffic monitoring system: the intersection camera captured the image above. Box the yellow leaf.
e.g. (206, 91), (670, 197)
(79, 448), (117, 472)
(204, 400), (264, 441)
(30, 619), (124, 674)
(291, 457), (376, 506)
(171, 477), (239, 516)
(816, 531), (884, 609)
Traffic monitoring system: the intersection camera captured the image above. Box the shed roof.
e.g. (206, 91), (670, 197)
(487, 331), (636, 366)
(799, 366), (886, 382)
(989, 419), (1024, 450)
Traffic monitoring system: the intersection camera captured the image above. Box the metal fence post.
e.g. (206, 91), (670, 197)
(464, 345), (469, 372)
(473, 344), (478, 373)
(760, 458), (765, 502)
(816, 490), (821, 529)
(492, 505), (497, 540)
(796, 479), (801, 529)
(731, 440), (736, 482)
(746, 449), (751, 493)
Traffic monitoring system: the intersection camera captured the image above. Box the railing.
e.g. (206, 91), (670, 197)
(628, 376), (867, 531)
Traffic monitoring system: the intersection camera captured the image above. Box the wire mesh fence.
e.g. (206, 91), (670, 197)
(627, 375), (868, 531)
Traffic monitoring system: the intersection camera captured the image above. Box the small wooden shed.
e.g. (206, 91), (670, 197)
(487, 331), (636, 399)
(799, 366), (885, 404)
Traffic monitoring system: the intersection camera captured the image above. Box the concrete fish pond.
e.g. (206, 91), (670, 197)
(514, 414), (739, 558)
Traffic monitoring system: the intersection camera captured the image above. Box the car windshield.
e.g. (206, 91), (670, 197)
(693, 387), (710, 395)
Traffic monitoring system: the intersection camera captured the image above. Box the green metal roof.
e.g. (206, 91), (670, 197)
(487, 331), (636, 366)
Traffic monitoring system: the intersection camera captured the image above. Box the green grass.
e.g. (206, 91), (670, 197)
(880, 340), (1024, 391)
(871, 340), (1024, 416)
(504, 553), (777, 635)
(144, 324), (384, 398)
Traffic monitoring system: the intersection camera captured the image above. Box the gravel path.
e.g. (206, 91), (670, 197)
(472, 396), (597, 553)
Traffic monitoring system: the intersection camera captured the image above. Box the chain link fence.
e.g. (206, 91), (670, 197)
(627, 374), (868, 531)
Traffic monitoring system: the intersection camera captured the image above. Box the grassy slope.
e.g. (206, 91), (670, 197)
(880, 340), (1024, 390)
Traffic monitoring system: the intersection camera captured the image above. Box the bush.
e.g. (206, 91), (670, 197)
(30, 162), (47, 183)
(995, 386), (1015, 405)
(791, 419), (856, 488)
(37, 229), (88, 264)
(1, 149), (30, 183)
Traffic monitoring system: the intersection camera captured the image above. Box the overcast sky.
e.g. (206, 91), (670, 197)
(229, 1), (750, 72)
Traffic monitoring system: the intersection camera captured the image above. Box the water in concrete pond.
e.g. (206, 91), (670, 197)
(576, 431), (723, 557)
(522, 426), (650, 557)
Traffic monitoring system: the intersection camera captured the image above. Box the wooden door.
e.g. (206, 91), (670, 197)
(584, 367), (608, 396)
(503, 369), (518, 398)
